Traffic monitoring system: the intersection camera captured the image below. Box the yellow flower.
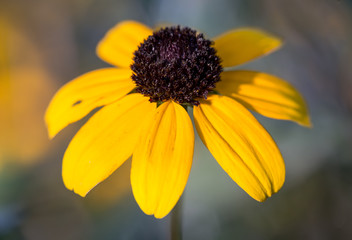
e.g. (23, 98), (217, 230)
(45, 21), (310, 218)
(0, 16), (55, 164)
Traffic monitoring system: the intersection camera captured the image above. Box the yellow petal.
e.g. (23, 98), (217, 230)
(63, 94), (156, 197)
(96, 21), (153, 68)
(45, 68), (136, 138)
(213, 28), (282, 68)
(194, 95), (285, 202)
(131, 101), (194, 218)
(216, 71), (311, 127)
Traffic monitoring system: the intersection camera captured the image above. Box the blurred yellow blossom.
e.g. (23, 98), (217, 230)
(0, 17), (55, 165)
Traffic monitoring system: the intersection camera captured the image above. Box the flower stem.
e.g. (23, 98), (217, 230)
(170, 198), (183, 240)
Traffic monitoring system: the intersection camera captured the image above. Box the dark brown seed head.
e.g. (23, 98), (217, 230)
(131, 26), (223, 106)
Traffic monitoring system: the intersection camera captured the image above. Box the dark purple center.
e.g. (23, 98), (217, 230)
(131, 26), (223, 106)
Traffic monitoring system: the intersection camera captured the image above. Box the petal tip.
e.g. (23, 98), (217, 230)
(46, 124), (57, 139)
(48, 131), (55, 140)
(154, 212), (169, 219)
(254, 185), (284, 203)
(302, 117), (313, 128)
(256, 197), (267, 203)
(262, 35), (283, 57)
(272, 36), (283, 48)
(295, 113), (312, 128)
(74, 188), (89, 198)
(44, 107), (56, 139)
(64, 180), (90, 198)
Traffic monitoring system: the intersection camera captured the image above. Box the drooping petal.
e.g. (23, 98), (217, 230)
(213, 28), (282, 68)
(63, 94), (156, 197)
(194, 95), (285, 202)
(96, 21), (153, 68)
(216, 71), (311, 127)
(45, 68), (136, 138)
(131, 101), (194, 218)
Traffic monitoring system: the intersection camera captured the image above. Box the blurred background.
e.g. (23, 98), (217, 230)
(1, 0), (352, 239)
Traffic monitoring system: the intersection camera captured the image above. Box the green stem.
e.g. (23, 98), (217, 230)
(170, 198), (183, 240)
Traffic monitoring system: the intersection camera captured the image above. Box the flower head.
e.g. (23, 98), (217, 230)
(45, 21), (311, 218)
(131, 26), (222, 105)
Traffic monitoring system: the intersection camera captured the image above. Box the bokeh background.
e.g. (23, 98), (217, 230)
(1, 0), (352, 239)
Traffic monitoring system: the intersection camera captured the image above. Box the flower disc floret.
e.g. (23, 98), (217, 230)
(131, 26), (223, 105)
